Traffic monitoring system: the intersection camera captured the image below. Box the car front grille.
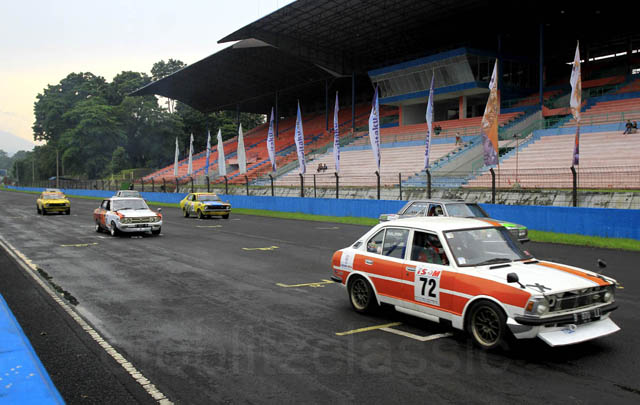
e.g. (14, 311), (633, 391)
(130, 217), (155, 223)
(48, 203), (67, 207)
(550, 287), (609, 312)
(205, 205), (229, 211)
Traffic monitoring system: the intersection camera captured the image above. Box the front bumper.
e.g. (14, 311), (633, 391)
(514, 302), (617, 326)
(509, 303), (619, 346)
(43, 206), (69, 212)
(203, 209), (230, 216)
(116, 221), (162, 232)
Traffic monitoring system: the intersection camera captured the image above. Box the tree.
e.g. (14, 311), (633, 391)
(108, 146), (129, 175)
(151, 59), (186, 113)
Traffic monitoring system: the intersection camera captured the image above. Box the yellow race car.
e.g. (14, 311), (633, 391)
(180, 193), (231, 219)
(37, 191), (70, 215)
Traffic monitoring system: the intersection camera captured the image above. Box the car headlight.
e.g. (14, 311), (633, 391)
(121, 217), (132, 224)
(519, 229), (528, 238)
(604, 285), (615, 303)
(524, 296), (548, 316)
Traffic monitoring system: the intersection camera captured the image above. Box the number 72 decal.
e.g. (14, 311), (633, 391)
(414, 266), (441, 306)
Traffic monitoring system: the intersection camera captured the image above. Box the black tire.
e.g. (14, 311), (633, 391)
(222, 214), (230, 219)
(109, 221), (119, 237)
(42, 209), (47, 215)
(95, 222), (102, 233)
(197, 210), (205, 219)
(152, 228), (161, 236)
(183, 208), (190, 218)
(65, 208), (71, 215)
(348, 276), (377, 314)
(37, 205), (41, 214)
(466, 300), (508, 350)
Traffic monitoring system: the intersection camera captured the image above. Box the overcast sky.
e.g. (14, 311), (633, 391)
(0, 0), (294, 155)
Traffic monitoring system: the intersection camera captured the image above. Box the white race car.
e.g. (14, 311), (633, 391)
(331, 217), (620, 349)
(93, 197), (162, 236)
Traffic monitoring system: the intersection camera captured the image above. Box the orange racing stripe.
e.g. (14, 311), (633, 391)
(477, 218), (502, 227)
(537, 261), (609, 286)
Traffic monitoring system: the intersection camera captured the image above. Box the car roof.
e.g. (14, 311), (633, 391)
(404, 199), (468, 204)
(108, 197), (144, 201)
(380, 216), (498, 231)
(192, 192), (218, 195)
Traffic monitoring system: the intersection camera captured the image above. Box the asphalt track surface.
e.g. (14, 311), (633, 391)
(0, 189), (639, 404)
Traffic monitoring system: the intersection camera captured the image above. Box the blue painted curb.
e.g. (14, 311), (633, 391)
(0, 294), (65, 404)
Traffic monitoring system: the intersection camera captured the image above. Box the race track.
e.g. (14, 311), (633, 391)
(1, 189), (639, 404)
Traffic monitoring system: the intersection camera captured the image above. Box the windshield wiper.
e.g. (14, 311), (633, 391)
(475, 258), (513, 266)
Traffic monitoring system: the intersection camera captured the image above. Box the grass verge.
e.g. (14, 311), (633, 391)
(4, 186), (639, 250)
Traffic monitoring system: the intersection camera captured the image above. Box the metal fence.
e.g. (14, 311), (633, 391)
(20, 166), (640, 209)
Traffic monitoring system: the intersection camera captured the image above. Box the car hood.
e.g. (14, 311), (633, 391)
(115, 209), (157, 218)
(496, 220), (525, 229)
(480, 260), (609, 295)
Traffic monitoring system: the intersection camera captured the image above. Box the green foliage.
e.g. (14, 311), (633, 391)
(25, 59), (264, 182)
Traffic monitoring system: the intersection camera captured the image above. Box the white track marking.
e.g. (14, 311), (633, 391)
(379, 327), (453, 342)
(0, 234), (173, 404)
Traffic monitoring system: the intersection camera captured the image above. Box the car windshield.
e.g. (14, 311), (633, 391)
(444, 227), (532, 267)
(43, 193), (64, 199)
(112, 199), (149, 211)
(197, 194), (221, 201)
(118, 191), (140, 197)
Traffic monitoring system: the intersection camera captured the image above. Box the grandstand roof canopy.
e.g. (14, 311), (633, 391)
(132, 0), (636, 114)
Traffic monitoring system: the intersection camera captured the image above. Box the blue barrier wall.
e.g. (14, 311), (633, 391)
(8, 186), (640, 240)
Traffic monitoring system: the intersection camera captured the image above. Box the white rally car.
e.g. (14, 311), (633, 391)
(331, 217), (620, 349)
(93, 197), (162, 236)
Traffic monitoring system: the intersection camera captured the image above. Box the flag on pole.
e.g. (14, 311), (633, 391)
(424, 74), (435, 169)
(187, 133), (193, 175)
(205, 130), (211, 175)
(267, 108), (276, 171)
(237, 123), (247, 174)
(217, 129), (226, 177)
(368, 86), (381, 170)
(173, 137), (179, 177)
(481, 60), (499, 166)
(570, 41), (581, 166)
(333, 91), (340, 173)
(294, 101), (306, 174)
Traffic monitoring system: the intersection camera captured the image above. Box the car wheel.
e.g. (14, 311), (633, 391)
(109, 221), (119, 237)
(222, 214), (229, 219)
(66, 208), (71, 215)
(348, 276), (377, 313)
(183, 208), (190, 218)
(95, 222), (101, 233)
(197, 210), (205, 219)
(42, 209), (47, 215)
(466, 300), (508, 350)
(152, 228), (161, 236)
(37, 205), (41, 214)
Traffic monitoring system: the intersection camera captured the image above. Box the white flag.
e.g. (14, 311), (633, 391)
(368, 86), (380, 170)
(205, 130), (211, 175)
(570, 41), (581, 166)
(237, 123), (247, 174)
(217, 129), (226, 177)
(187, 133), (193, 175)
(294, 101), (306, 174)
(333, 91), (340, 173)
(425, 74), (434, 169)
(570, 41), (582, 123)
(173, 137), (179, 177)
(267, 108), (276, 171)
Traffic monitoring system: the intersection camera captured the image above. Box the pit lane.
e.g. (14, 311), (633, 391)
(0, 189), (639, 404)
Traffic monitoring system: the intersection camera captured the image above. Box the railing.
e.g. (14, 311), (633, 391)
(15, 166), (640, 208)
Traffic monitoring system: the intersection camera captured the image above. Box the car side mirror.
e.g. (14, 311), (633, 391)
(507, 272), (525, 289)
(157, 208), (162, 212)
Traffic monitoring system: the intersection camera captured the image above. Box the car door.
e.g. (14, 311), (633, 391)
(402, 230), (453, 313)
(189, 194), (197, 214)
(356, 227), (409, 298)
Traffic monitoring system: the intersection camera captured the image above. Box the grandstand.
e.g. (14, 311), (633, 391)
(131, 1), (640, 193)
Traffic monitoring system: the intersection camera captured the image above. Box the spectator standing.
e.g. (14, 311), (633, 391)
(455, 132), (462, 145)
(623, 120), (632, 134)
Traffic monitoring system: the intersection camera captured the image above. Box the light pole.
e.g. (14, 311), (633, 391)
(56, 148), (60, 188)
